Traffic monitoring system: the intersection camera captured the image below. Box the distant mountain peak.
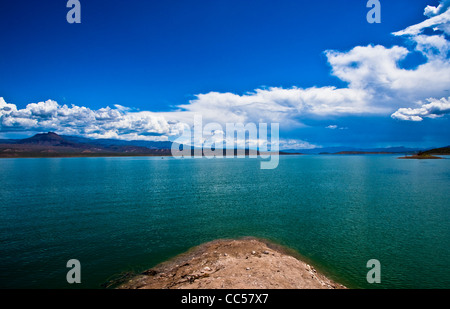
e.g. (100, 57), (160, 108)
(34, 132), (62, 139)
(19, 132), (68, 145)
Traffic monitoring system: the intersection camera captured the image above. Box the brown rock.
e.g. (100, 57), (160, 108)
(118, 237), (346, 289)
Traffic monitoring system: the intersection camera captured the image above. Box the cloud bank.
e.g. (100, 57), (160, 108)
(0, 97), (182, 141)
(391, 97), (450, 121)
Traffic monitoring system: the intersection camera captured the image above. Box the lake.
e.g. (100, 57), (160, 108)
(0, 155), (449, 288)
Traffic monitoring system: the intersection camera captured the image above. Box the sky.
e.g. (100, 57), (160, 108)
(0, 0), (449, 149)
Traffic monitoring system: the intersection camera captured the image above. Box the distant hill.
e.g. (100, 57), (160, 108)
(18, 132), (77, 146)
(0, 132), (172, 158)
(398, 146), (449, 159)
(0, 132), (293, 158)
(1, 132), (444, 158)
(418, 146), (450, 156)
(332, 151), (394, 155)
(283, 146), (425, 155)
(61, 135), (173, 150)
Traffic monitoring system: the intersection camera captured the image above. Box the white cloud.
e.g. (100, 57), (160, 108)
(326, 45), (409, 89)
(326, 44), (450, 104)
(413, 34), (450, 58)
(0, 98), (180, 141)
(424, 0), (450, 18)
(393, 3), (450, 36)
(0, 97), (18, 116)
(175, 86), (376, 128)
(174, 38), (450, 127)
(393, 1), (450, 60)
(391, 96), (450, 121)
(325, 124), (348, 130)
(179, 4), (450, 127)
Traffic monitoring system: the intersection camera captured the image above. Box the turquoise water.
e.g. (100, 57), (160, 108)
(0, 155), (449, 289)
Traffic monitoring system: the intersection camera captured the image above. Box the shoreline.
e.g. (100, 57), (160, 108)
(398, 155), (444, 159)
(117, 237), (346, 289)
(0, 152), (301, 159)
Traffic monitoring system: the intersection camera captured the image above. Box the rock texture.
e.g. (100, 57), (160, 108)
(118, 238), (346, 289)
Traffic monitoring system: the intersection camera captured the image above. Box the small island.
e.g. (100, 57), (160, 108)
(117, 237), (345, 289)
(399, 154), (443, 159)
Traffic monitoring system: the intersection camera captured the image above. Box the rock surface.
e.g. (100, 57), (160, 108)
(118, 237), (346, 289)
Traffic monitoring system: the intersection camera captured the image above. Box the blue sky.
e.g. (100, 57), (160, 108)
(0, 0), (449, 148)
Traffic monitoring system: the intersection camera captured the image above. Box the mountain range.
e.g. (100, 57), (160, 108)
(0, 132), (447, 158)
(0, 132), (293, 158)
(0, 132), (172, 157)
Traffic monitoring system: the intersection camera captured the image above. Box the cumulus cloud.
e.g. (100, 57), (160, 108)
(424, 0), (450, 18)
(0, 97), (182, 141)
(176, 86), (375, 128)
(327, 44), (450, 104)
(179, 2), (450, 128)
(391, 97), (450, 121)
(175, 38), (450, 127)
(0, 97), (18, 115)
(413, 34), (450, 58)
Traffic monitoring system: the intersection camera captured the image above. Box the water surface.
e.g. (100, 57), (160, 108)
(0, 155), (449, 288)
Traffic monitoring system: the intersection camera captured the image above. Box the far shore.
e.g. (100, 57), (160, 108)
(398, 154), (444, 159)
(117, 237), (346, 289)
(0, 152), (301, 159)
